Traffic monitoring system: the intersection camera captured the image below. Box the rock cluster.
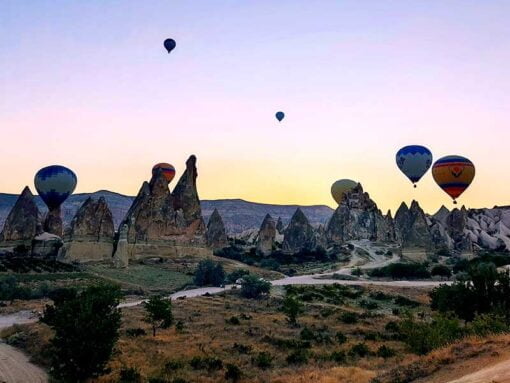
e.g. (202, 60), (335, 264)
(60, 197), (115, 262)
(0, 187), (41, 248)
(282, 208), (318, 253)
(206, 209), (228, 249)
(256, 214), (276, 255)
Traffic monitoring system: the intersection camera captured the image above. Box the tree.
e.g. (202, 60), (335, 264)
(431, 264), (452, 279)
(194, 259), (225, 287)
(41, 284), (122, 382)
(144, 295), (173, 336)
(240, 274), (271, 299)
(281, 295), (304, 326)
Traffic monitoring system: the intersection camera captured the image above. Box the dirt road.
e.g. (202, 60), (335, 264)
(0, 342), (47, 383)
(446, 359), (510, 383)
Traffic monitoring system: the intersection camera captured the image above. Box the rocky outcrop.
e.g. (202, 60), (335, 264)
(206, 209), (228, 249)
(32, 232), (63, 258)
(113, 156), (211, 262)
(282, 208), (316, 253)
(60, 197), (115, 262)
(0, 187), (41, 249)
(256, 214), (276, 255)
(326, 184), (395, 244)
(113, 224), (129, 268)
(276, 217), (284, 234)
(44, 208), (63, 237)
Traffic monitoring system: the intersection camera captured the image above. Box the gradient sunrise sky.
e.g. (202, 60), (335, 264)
(1, 1), (509, 214)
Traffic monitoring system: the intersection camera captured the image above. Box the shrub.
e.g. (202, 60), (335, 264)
(349, 343), (370, 358)
(369, 291), (392, 301)
(286, 349), (310, 364)
(467, 314), (509, 336)
(253, 352), (273, 369)
(126, 328), (147, 337)
(431, 264), (452, 279)
(164, 360), (184, 372)
(339, 312), (359, 324)
(385, 321), (400, 333)
(226, 316), (241, 325)
(193, 260), (225, 287)
(189, 356), (223, 371)
(41, 285), (121, 382)
(226, 269), (250, 284)
(282, 295), (304, 325)
(144, 296), (173, 336)
(119, 367), (141, 382)
(240, 275), (271, 299)
(225, 364), (242, 382)
(352, 267), (363, 277)
(359, 299), (379, 310)
(394, 296), (420, 308)
(335, 332), (347, 344)
(376, 345), (396, 358)
(232, 343), (252, 354)
(368, 263), (431, 279)
(330, 350), (346, 363)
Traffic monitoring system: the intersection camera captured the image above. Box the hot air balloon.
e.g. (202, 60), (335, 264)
(152, 163), (176, 183)
(432, 155), (475, 204)
(34, 165), (77, 210)
(164, 38), (176, 54)
(275, 111), (285, 122)
(331, 179), (358, 205)
(396, 145), (433, 188)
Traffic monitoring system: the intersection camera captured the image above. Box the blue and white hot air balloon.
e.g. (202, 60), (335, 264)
(275, 111), (285, 122)
(34, 165), (77, 210)
(396, 145), (433, 188)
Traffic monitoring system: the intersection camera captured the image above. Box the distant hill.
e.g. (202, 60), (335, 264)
(0, 191), (334, 234)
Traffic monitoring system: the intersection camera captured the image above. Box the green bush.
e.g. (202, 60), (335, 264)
(329, 350), (346, 363)
(431, 265), (452, 279)
(349, 343), (370, 358)
(226, 316), (241, 325)
(282, 295), (304, 325)
(253, 351), (273, 369)
(368, 263), (431, 279)
(339, 312), (359, 324)
(240, 275), (271, 299)
(225, 364), (242, 382)
(394, 296), (420, 308)
(193, 260), (225, 287)
(286, 349), (310, 364)
(226, 269), (250, 284)
(467, 314), (509, 336)
(376, 345), (396, 358)
(119, 367), (141, 382)
(189, 356), (223, 371)
(335, 331), (347, 344)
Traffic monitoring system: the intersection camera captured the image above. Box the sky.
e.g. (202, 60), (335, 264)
(1, 1), (509, 214)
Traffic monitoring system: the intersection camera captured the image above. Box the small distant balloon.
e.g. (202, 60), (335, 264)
(275, 111), (285, 122)
(164, 38), (176, 54)
(331, 179), (358, 205)
(34, 165), (77, 210)
(396, 145), (433, 188)
(432, 155), (475, 204)
(152, 163), (176, 183)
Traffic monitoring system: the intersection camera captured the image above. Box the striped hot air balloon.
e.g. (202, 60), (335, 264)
(432, 155), (475, 204)
(152, 163), (176, 183)
(34, 165), (77, 210)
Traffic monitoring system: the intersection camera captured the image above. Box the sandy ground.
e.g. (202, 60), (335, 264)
(0, 342), (47, 383)
(446, 359), (510, 383)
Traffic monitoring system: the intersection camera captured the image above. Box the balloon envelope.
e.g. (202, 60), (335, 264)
(396, 145), (432, 186)
(432, 155), (475, 202)
(275, 111), (285, 122)
(34, 165), (77, 210)
(331, 179), (358, 205)
(164, 38), (176, 53)
(152, 163), (176, 183)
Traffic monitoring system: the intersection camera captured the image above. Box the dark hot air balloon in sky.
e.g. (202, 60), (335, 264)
(275, 111), (285, 122)
(152, 163), (176, 183)
(432, 155), (475, 204)
(164, 38), (176, 54)
(34, 165), (77, 210)
(396, 145), (433, 188)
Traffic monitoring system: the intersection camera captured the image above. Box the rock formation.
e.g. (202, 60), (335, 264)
(44, 208), (63, 237)
(0, 187), (41, 249)
(60, 197), (115, 262)
(256, 214), (276, 255)
(113, 155), (211, 263)
(206, 209), (228, 249)
(32, 232), (63, 257)
(326, 184), (395, 243)
(282, 208), (316, 253)
(276, 217), (284, 234)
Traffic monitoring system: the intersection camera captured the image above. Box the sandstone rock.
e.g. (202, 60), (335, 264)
(113, 224), (129, 268)
(326, 184), (394, 243)
(282, 208), (315, 253)
(172, 155), (204, 229)
(206, 209), (228, 249)
(44, 208), (63, 237)
(0, 187), (41, 248)
(32, 232), (63, 258)
(256, 214), (276, 255)
(61, 197), (115, 262)
(276, 217), (284, 234)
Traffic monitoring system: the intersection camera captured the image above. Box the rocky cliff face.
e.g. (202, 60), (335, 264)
(114, 156), (211, 263)
(326, 184), (395, 244)
(206, 209), (228, 249)
(256, 214), (276, 255)
(61, 197), (115, 262)
(282, 208), (316, 253)
(0, 187), (41, 247)
(44, 208), (63, 237)
(276, 217), (284, 234)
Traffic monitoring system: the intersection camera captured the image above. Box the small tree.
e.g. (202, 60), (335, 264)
(431, 264), (452, 279)
(41, 284), (122, 382)
(194, 260), (225, 286)
(282, 295), (304, 326)
(144, 295), (173, 336)
(240, 274), (271, 299)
